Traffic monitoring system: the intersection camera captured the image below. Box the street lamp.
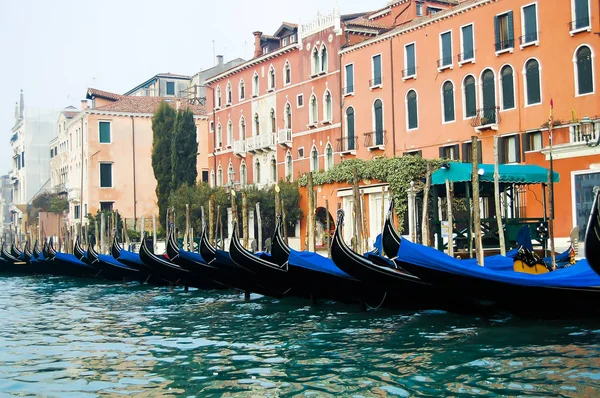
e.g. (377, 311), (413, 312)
(581, 115), (597, 147)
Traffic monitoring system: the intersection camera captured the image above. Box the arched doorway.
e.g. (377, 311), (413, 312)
(315, 207), (335, 247)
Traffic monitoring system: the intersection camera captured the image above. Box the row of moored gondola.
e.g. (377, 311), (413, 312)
(2, 191), (600, 317)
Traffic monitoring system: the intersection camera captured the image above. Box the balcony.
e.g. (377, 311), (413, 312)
(369, 77), (382, 89)
(519, 32), (538, 48)
(363, 130), (386, 151)
(401, 67), (416, 80)
(437, 57), (453, 71)
(342, 85), (354, 96)
(494, 39), (514, 55)
(337, 136), (358, 155)
(457, 51), (475, 65)
(569, 17), (591, 35)
(470, 107), (500, 132)
(278, 128), (292, 148)
(233, 140), (246, 157)
(246, 133), (276, 153)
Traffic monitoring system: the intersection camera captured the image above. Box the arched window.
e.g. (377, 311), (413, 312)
(575, 45), (594, 95)
(216, 86), (222, 108)
(270, 157), (277, 182)
(442, 81), (455, 123)
(210, 170), (215, 187)
(226, 82), (232, 105)
(227, 120), (233, 145)
(269, 66), (276, 90)
(285, 151), (293, 181)
(228, 163), (235, 184)
(323, 90), (332, 122)
(239, 116), (246, 140)
(284, 103), (292, 129)
(346, 107), (355, 151)
(500, 65), (515, 110)
(481, 69), (497, 123)
(270, 108), (276, 133)
(312, 47), (319, 75)
(525, 59), (541, 105)
(239, 79), (245, 100)
(406, 90), (418, 130)
(254, 113), (260, 136)
(255, 159), (261, 184)
(325, 143), (333, 170)
(217, 123), (223, 148)
(320, 45), (328, 73)
(310, 146), (319, 171)
(284, 61), (291, 85)
(240, 161), (247, 186)
(252, 72), (259, 96)
(309, 94), (318, 124)
(463, 75), (477, 118)
(373, 99), (384, 145)
(217, 166), (223, 186)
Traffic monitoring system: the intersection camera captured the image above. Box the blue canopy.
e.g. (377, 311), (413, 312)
(397, 238), (599, 288)
(116, 249), (144, 266)
(432, 163), (559, 186)
(54, 252), (95, 269)
(288, 249), (356, 279)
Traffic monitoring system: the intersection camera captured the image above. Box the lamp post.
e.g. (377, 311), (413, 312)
(581, 115), (597, 147)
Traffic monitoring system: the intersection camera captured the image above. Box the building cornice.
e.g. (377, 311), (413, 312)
(86, 109), (208, 120)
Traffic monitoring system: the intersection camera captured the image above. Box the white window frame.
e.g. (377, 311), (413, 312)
(283, 60), (291, 85)
(461, 74), (478, 120)
(405, 89), (419, 131)
(478, 68), (497, 113)
(502, 133), (519, 164)
(268, 65), (276, 92)
(210, 169), (215, 187)
(440, 80), (456, 124)
(217, 165), (223, 187)
(345, 106), (356, 142)
(284, 101), (292, 129)
(403, 42), (417, 80)
(98, 120), (112, 144)
(296, 93), (304, 108)
(216, 122), (223, 149)
(570, 0), (592, 35)
(459, 23), (475, 65)
(438, 30), (454, 71)
(523, 57), (543, 107)
(494, 11), (515, 56)
(252, 72), (259, 97)
(498, 64), (516, 111)
(524, 130), (543, 152)
(520, 2), (540, 49)
(239, 116), (246, 140)
(320, 44), (328, 74)
(254, 159), (261, 184)
(344, 63), (355, 96)
(240, 161), (247, 187)
(209, 121), (214, 133)
(322, 90), (333, 123)
(215, 86), (222, 109)
(573, 44), (596, 97)
(99, 161), (113, 188)
(227, 162), (235, 184)
(324, 142), (334, 171)
(285, 150), (293, 181)
(310, 145), (319, 172)
(371, 53), (383, 89)
(308, 94), (318, 127)
(416, 2), (423, 16)
(311, 46), (320, 77)
(372, 98), (385, 145)
(227, 120), (233, 147)
(239, 79), (245, 101)
(225, 81), (233, 105)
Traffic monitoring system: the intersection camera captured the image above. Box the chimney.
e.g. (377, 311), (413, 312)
(19, 89), (24, 119)
(253, 31), (263, 58)
(80, 99), (89, 110)
(216, 55), (224, 67)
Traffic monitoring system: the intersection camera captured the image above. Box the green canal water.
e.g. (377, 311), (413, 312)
(0, 276), (599, 397)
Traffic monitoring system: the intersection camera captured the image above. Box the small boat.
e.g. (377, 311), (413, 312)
(0, 242), (31, 274)
(111, 236), (168, 285)
(11, 243), (24, 261)
(86, 240), (143, 282)
(585, 189), (600, 276)
(46, 238), (98, 278)
(381, 201), (401, 259)
(269, 216), (291, 266)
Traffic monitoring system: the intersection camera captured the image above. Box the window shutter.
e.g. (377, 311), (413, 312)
(521, 133), (530, 161)
(477, 141), (482, 164)
(507, 11), (514, 44)
(498, 137), (506, 164)
(462, 143), (469, 163)
(514, 135), (521, 163)
(453, 144), (460, 160)
(494, 16), (501, 51)
(439, 146), (445, 159)
(463, 25), (474, 58)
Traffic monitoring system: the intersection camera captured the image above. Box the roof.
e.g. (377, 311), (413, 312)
(123, 73), (191, 96)
(273, 22), (298, 37)
(86, 88), (122, 101)
(432, 163), (560, 186)
(61, 110), (80, 119)
(91, 96), (206, 116)
(345, 16), (390, 30)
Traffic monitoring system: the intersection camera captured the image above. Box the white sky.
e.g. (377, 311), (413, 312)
(0, 0), (384, 172)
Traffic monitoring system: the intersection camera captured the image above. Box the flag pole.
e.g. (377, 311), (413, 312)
(548, 99), (556, 270)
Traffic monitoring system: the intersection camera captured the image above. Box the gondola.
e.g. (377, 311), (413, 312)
(0, 242), (32, 274)
(585, 189), (600, 276)
(381, 201), (401, 259)
(47, 239), (98, 278)
(392, 236), (600, 317)
(22, 241), (46, 274)
(83, 238), (143, 282)
(33, 241), (42, 260)
(269, 216), (291, 266)
(111, 236), (169, 286)
(198, 226), (290, 297)
(11, 242), (24, 261)
(139, 234), (221, 289)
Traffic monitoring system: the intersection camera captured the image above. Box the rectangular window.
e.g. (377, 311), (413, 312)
(74, 205), (80, 220)
(290, 34), (296, 43)
(202, 170), (209, 182)
(522, 131), (543, 152)
(461, 141), (482, 163)
(84, 204), (87, 215)
(439, 31), (452, 67)
(166, 81), (175, 96)
(344, 64), (354, 95)
(372, 54), (382, 86)
(99, 121), (111, 143)
(500, 135), (521, 164)
(521, 3), (538, 45)
(428, 7), (441, 15)
(100, 202), (114, 212)
(494, 11), (514, 52)
(439, 145), (459, 160)
(100, 163), (113, 188)
(460, 24), (474, 62)
(50, 149), (53, 158)
(573, 0), (591, 30)
(298, 147), (304, 159)
(282, 37), (288, 46)
(404, 43), (416, 77)
(21, 152), (24, 168)
(297, 94), (304, 108)
(416, 3), (423, 16)
(210, 121), (214, 133)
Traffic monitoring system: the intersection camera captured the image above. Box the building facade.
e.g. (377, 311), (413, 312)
(124, 73), (192, 98)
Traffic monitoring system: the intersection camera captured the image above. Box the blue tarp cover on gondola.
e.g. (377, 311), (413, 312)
(397, 238), (600, 287)
(179, 249), (208, 264)
(288, 250), (355, 279)
(54, 252), (95, 269)
(97, 253), (138, 271)
(116, 249), (144, 266)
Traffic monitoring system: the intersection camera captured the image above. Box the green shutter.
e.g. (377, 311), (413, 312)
(406, 44), (415, 75)
(462, 25), (474, 59)
(577, 46), (594, 95)
(345, 64), (354, 92)
(494, 16), (501, 51)
(408, 91), (418, 129)
(374, 100), (383, 144)
(575, 0), (590, 28)
(347, 108), (355, 150)
(166, 81), (175, 95)
(100, 163), (112, 188)
(441, 32), (452, 65)
(507, 11), (514, 44)
(501, 67), (515, 110)
(526, 61), (541, 104)
(465, 77), (477, 117)
(443, 82), (454, 122)
(523, 5), (537, 42)
(373, 55), (382, 85)
(99, 122), (111, 143)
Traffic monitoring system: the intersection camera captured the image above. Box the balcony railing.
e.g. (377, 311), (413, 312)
(278, 128), (292, 147)
(437, 56), (453, 69)
(233, 140), (246, 156)
(571, 123), (599, 144)
(519, 32), (538, 45)
(470, 107), (501, 130)
(364, 130), (386, 149)
(369, 76), (382, 87)
(402, 67), (416, 79)
(570, 17), (591, 31)
(494, 39), (514, 52)
(337, 136), (358, 154)
(457, 50), (474, 63)
(247, 133), (276, 153)
(343, 85), (354, 96)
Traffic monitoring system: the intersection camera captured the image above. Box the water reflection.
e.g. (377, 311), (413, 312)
(0, 275), (598, 396)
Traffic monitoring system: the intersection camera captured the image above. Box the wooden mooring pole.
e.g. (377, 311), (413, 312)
(472, 136), (484, 266)
(493, 136), (506, 256)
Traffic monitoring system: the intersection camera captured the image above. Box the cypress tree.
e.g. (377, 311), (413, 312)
(171, 107), (198, 192)
(151, 101), (177, 227)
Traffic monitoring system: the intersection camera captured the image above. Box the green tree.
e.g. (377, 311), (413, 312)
(151, 101), (177, 227)
(171, 107), (198, 192)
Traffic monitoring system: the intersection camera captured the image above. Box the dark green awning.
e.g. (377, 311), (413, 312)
(432, 163), (560, 185)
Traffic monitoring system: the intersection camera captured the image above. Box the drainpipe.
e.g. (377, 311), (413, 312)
(80, 116), (84, 228)
(131, 116), (137, 227)
(389, 37), (397, 157)
(339, 50), (344, 155)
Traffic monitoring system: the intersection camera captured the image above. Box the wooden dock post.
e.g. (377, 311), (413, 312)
(472, 136), (484, 266)
(307, 172), (316, 252)
(493, 136), (506, 256)
(185, 204), (191, 251)
(216, 205), (221, 249)
(325, 198), (331, 257)
(361, 191), (369, 253)
(352, 168), (361, 253)
(421, 163), (432, 246)
(256, 202), (262, 252)
(445, 179), (454, 258)
(281, 198), (288, 244)
(100, 213), (105, 254)
(209, 195), (215, 245)
(231, 190), (238, 235)
(152, 214), (157, 253)
(242, 191), (249, 249)
(275, 184), (281, 217)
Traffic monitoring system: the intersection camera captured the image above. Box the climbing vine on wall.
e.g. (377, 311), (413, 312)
(298, 156), (445, 233)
